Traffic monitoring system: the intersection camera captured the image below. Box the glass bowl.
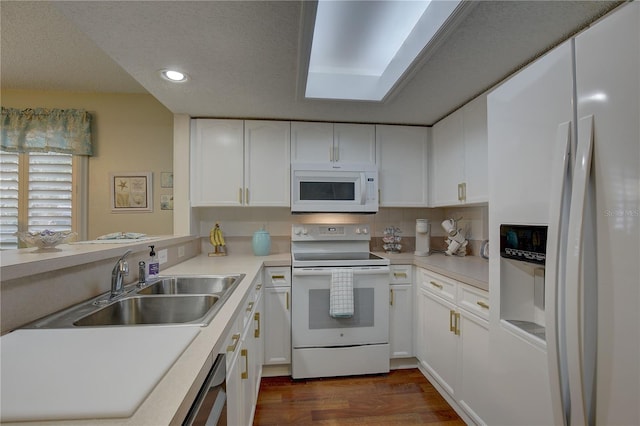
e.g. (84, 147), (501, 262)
(15, 230), (77, 252)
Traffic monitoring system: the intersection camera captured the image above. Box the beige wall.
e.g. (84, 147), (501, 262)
(2, 90), (174, 239)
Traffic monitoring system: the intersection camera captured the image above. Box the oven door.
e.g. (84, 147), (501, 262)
(291, 266), (390, 348)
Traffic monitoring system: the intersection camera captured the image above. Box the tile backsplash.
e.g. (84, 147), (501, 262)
(195, 205), (488, 255)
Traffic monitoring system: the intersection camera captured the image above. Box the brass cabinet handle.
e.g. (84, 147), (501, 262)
(455, 312), (461, 335)
(238, 188), (243, 204)
(245, 188), (249, 204)
(226, 333), (240, 352)
(461, 182), (467, 202)
(241, 349), (248, 379)
(477, 301), (490, 309)
(246, 301), (254, 312)
(390, 289), (394, 306)
(430, 280), (443, 290)
(254, 312), (261, 338)
(393, 272), (407, 279)
(450, 310), (456, 333)
(286, 291), (289, 310)
(256, 284), (262, 291)
(272, 275), (285, 280)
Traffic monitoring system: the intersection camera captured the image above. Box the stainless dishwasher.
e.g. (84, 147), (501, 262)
(183, 354), (227, 426)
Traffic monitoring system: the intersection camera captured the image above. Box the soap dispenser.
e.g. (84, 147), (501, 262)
(147, 245), (159, 280)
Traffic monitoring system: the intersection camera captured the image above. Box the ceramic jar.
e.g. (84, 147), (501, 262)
(252, 228), (271, 256)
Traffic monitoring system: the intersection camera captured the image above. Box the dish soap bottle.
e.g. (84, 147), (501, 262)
(147, 245), (159, 280)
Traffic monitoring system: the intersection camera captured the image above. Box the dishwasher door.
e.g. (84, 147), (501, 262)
(183, 354), (227, 426)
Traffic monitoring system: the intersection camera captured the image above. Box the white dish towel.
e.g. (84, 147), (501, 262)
(330, 268), (354, 318)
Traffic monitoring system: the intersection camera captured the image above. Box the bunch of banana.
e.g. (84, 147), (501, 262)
(209, 223), (226, 247)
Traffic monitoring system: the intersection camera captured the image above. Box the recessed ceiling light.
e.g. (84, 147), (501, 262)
(160, 69), (188, 82)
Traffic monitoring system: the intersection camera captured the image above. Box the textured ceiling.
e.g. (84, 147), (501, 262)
(1, 1), (621, 126)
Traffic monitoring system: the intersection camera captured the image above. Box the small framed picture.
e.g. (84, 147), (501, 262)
(160, 172), (173, 188)
(160, 194), (174, 210)
(110, 172), (153, 213)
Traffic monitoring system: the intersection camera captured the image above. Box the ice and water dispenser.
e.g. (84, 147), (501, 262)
(499, 224), (548, 342)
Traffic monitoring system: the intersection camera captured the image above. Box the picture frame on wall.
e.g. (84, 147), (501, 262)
(110, 172), (153, 213)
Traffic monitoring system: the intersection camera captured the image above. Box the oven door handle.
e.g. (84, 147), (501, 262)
(292, 267), (390, 276)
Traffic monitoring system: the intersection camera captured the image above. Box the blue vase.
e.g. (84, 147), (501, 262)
(252, 229), (271, 256)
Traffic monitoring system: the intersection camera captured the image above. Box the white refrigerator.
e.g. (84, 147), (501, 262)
(487, 3), (639, 425)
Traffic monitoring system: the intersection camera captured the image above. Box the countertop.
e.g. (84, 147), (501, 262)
(376, 251), (489, 291)
(0, 250), (485, 425)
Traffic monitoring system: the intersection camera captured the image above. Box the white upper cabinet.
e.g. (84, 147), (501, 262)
(244, 120), (291, 207)
(190, 119), (290, 207)
(191, 119), (244, 206)
(291, 121), (376, 164)
(376, 125), (428, 206)
(430, 95), (488, 206)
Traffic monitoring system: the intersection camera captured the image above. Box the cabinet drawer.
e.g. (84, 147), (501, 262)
(390, 265), (412, 284)
(457, 284), (490, 321)
(420, 269), (457, 303)
(265, 267), (291, 287)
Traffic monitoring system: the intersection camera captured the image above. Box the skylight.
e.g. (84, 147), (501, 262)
(305, 0), (462, 101)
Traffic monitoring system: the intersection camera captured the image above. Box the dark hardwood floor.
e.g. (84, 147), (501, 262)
(253, 368), (465, 425)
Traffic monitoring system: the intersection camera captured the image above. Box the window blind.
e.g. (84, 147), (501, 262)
(0, 151), (73, 249)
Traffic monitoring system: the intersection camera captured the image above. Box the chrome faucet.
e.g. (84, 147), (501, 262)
(110, 250), (132, 299)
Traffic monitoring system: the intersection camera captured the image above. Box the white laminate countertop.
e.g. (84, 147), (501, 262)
(376, 252), (489, 291)
(0, 250), (487, 425)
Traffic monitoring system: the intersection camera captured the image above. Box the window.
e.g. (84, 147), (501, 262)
(0, 151), (85, 249)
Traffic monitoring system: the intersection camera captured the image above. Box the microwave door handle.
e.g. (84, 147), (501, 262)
(360, 173), (367, 205)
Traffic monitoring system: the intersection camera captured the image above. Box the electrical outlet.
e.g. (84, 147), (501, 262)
(158, 249), (168, 265)
(178, 246), (185, 258)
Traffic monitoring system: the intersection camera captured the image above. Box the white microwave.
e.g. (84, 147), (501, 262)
(291, 163), (379, 213)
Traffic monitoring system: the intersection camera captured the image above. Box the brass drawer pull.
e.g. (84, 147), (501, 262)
(241, 349), (249, 379)
(271, 275), (286, 280)
(455, 312), (461, 335)
(450, 310), (456, 333)
(226, 333), (240, 352)
(430, 281), (443, 289)
(393, 272), (407, 279)
(286, 291), (290, 310)
(246, 301), (254, 312)
(477, 301), (490, 309)
(390, 289), (394, 306)
(254, 312), (261, 338)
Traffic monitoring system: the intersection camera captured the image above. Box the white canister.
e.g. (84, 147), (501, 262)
(415, 219), (431, 256)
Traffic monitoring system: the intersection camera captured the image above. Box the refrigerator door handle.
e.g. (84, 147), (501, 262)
(546, 121), (573, 426)
(566, 114), (595, 426)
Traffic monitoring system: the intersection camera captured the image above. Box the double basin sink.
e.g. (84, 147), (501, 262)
(26, 275), (245, 329)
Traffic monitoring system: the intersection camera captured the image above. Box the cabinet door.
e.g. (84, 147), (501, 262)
(377, 125), (428, 206)
(244, 120), (291, 206)
(226, 344), (244, 426)
(390, 284), (413, 358)
(190, 119), (244, 206)
(422, 291), (458, 397)
(431, 112), (464, 206)
(458, 310), (490, 425)
(291, 122), (333, 163)
(263, 286), (291, 364)
(462, 96), (488, 204)
(334, 123), (376, 163)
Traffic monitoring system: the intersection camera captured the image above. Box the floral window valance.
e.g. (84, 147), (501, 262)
(1, 107), (93, 156)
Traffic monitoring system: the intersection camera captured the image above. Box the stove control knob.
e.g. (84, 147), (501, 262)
(355, 228), (361, 235)
(294, 227), (302, 235)
(362, 227), (369, 235)
(302, 228), (308, 235)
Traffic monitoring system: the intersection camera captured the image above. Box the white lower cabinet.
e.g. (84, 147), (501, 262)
(225, 271), (263, 426)
(389, 265), (413, 358)
(416, 268), (489, 425)
(263, 267), (291, 365)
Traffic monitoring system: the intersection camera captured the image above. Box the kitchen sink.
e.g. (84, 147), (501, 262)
(23, 273), (245, 329)
(74, 295), (219, 327)
(137, 275), (239, 295)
